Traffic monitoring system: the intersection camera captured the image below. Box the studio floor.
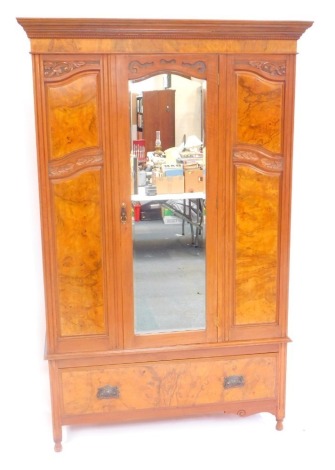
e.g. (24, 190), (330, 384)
(133, 218), (206, 333)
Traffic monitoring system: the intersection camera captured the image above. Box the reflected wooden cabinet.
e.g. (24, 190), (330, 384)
(17, 18), (312, 451)
(142, 89), (176, 151)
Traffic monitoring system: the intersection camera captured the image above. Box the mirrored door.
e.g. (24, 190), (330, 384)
(116, 55), (219, 347)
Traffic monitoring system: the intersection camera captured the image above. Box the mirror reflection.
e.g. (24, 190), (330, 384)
(129, 73), (207, 334)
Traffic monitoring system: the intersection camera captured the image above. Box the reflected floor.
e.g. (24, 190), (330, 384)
(133, 220), (205, 334)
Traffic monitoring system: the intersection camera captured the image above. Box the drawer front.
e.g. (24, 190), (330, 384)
(60, 354), (277, 416)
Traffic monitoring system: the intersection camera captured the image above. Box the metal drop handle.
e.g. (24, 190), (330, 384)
(224, 375), (245, 389)
(97, 385), (120, 399)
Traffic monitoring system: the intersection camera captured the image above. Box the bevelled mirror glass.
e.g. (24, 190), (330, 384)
(129, 73), (207, 334)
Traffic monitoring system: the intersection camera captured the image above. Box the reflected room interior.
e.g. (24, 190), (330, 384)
(129, 73), (207, 335)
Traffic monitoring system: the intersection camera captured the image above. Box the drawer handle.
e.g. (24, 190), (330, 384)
(97, 385), (120, 399)
(224, 375), (245, 389)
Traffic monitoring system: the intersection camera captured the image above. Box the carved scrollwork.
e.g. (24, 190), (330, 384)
(49, 154), (103, 178)
(44, 60), (99, 78)
(160, 59), (177, 65)
(237, 409), (246, 417)
(233, 149), (283, 172)
(181, 61), (206, 74)
(248, 60), (286, 76)
(128, 58), (206, 77)
(128, 60), (155, 74)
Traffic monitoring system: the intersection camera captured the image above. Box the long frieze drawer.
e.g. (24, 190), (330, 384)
(60, 354), (277, 415)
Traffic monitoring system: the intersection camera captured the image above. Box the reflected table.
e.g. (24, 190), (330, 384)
(131, 191), (205, 247)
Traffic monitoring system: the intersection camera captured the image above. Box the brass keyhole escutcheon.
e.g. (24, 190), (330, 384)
(121, 203), (127, 224)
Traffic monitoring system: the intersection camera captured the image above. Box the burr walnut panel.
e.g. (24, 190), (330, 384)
(236, 72), (283, 154)
(235, 166), (280, 325)
(52, 170), (105, 336)
(46, 72), (99, 160)
(60, 354), (277, 415)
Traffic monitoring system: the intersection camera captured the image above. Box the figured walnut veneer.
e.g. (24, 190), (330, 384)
(47, 72), (100, 160)
(235, 167), (280, 325)
(236, 73), (283, 153)
(53, 170), (105, 336)
(61, 354), (277, 415)
(232, 62), (284, 325)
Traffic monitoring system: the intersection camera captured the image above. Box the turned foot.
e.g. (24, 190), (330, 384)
(53, 420), (62, 452)
(276, 419), (284, 431)
(54, 440), (62, 452)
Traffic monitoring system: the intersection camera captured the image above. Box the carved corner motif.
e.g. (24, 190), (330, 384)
(248, 61), (286, 76)
(44, 60), (99, 77)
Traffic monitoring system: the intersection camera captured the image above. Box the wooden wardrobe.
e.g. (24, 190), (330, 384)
(142, 89), (176, 151)
(17, 18), (312, 451)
